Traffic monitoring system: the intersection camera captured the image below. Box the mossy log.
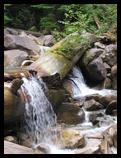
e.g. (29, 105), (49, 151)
(29, 31), (98, 79)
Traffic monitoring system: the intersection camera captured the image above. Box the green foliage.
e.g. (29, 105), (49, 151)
(4, 4), (117, 41)
(58, 4), (117, 36)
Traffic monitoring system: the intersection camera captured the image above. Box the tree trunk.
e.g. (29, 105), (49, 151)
(29, 31), (98, 79)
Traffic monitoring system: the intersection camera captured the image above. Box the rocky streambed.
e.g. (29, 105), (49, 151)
(4, 28), (117, 154)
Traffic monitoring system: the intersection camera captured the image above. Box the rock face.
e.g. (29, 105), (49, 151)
(4, 49), (28, 68)
(87, 57), (107, 82)
(4, 34), (40, 54)
(60, 128), (85, 149)
(57, 103), (85, 125)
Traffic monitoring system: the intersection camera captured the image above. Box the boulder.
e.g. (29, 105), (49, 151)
(4, 34), (40, 55)
(4, 81), (24, 127)
(43, 35), (54, 46)
(63, 80), (73, 96)
(105, 100), (117, 116)
(83, 99), (104, 111)
(101, 44), (117, 67)
(86, 92), (117, 109)
(60, 128), (85, 149)
(99, 124), (117, 154)
(89, 111), (104, 125)
(111, 64), (117, 90)
(47, 89), (66, 112)
(103, 77), (112, 89)
(4, 141), (42, 154)
(4, 136), (17, 143)
(4, 50), (28, 68)
(105, 44), (117, 54)
(81, 48), (103, 66)
(57, 103), (85, 125)
(86, 57), (107, 83)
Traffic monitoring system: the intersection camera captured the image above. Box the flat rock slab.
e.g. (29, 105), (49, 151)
(4, 141), (41, 154)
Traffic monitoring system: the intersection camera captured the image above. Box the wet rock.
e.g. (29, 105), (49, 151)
(105, 100), (117, 116)
(4, 49), (28, 68)
(4, 84), (24, 126)
(4, 34), (40, 55)
(86, 93), (117, 109)
(82, 48), (103, 66)
(48, 89), (66, 112)
(89, 111), (104, 125)
(57, 103), (84, 125)
(99, 124), (117, 154)
(4, 136), (17, 143)
(103, 77), (112, 89)
(63, 80), (73, 96)
(84, 99), (104, 111)
(111, 64), (117, 90)
(60, 128), (85, 149)
(97, 116), (116, 127)
(75, 137), (102, 154)
(87, 57), (107, 83)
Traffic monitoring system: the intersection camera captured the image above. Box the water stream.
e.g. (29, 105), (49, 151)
(19, 66), (116, 154)
(20, 76), (58, 147)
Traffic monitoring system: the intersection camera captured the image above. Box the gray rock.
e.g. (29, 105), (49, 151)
(82, 48), (104, 66)
(87, 57), (107, 82)
(4, 34), (40, 54)
(43, 35), (54, 46)
(4, 49), (28, 68)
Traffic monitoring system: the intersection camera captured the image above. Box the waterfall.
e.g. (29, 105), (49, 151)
(20, 76), (58, 147)
(68, 66), (115, 99)
(68, 66), (116, 125)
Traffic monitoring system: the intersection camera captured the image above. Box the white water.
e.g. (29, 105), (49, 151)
(19, 66), (116, 154)
(69, 66), (115, 99)
(21, 76), (58, 147)
(67, 66), (117, 127)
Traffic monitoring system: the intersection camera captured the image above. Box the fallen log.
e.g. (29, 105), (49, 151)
(29, 31), (99, 79)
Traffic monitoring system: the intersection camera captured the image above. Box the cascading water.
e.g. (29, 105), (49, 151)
(67, 66), (117, 125)
(69, 66), (115, 99)
(20, 76), (58, 147)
